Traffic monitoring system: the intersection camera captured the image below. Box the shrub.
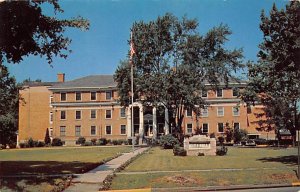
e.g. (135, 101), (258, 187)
(76, 137), (86, 145)
(99, 138), (108, 145)
(197, 152), (205, 156)
(234, 129), (248, 143)
(112, 140), (119, 145)
(123, 139), (129, 145)
(91, 138), (97, 145)
(19, 142), (28, 148)
(218, 136), (225, 145)
(216, 146), (228, 156)
(52, 138), (63, 146)
(8, 143), (16, 149)
(84, 141), (93, 146)
(127, 138), (132, 145)
(210, 133), (216, 138)
(28, 138), (37, 147)
(0, 144), (6, 149)
(44, 128), (51, 145)
(159, 134), (180, 149)
(37, 141), (45, 147)
(173, 144), (187, 156)
(254, 138), (267, 145)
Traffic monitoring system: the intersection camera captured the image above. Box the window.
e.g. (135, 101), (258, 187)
(216, 89), (223, 97)
(60, 93), (66, 101)
(120, 108), (126, 118)
(218, 123), (224, 133)
(91, 110), (96, 119)
(106, 110), (112, 119)
(91, 126), (96, 135)
(234, 122), (240, 130)
(217, 107), (224, 116)
(202, 90), (208, 98)
(75, 126), (81, 136)
(49, 95), (53, 104)
(120, 125), (126, 135)
(106, 125), (112, 135)
(49, 112), (53, 124)
(187, 123), (193, 134)
(75, 92), (81, 101)
(75, 110), (81, 120)
(60, 126), (66, 136)
(49, 128), (53, 137)
(106, 91), (112, 100)
(60, 111), (66, 120)
(91, 92), (96, 101)
(233, 88), (239, 97)
(233, 107), (240, 116)
(202, 123), (209, 133)
(201, 108), (208, 117)
(186, 108), (192, 117)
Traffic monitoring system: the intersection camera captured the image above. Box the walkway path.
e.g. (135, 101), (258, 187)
(64, 147), (149, 192)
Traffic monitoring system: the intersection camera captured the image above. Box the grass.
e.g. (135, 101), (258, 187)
(0, 146), (131, 192)
(111, 146), (299, 189)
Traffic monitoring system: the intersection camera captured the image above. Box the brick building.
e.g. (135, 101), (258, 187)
(18, 73), (275, 146)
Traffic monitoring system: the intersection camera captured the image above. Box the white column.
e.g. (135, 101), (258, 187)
(153, 107), (157, 139)
(127, 106), (132, 138)
(16, 133), (20, 148)
(164, 107), (169, 135)
(139, 105), (144, 144)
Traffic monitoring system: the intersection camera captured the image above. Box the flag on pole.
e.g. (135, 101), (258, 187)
(130, 32), (135, 62)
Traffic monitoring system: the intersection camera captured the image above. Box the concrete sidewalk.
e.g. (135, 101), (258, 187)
(64, 147), (149, 192)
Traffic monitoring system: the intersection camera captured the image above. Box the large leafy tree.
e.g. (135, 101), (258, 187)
(115, 14), (244, 140)
(242, 2), (300, 138)
(0, 65), (19, 145)
(0, 0), (89, 64)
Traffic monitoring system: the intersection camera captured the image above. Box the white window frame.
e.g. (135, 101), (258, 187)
(201, 108), (208, 117)
(202, 90), (208, 98)
(234, 122), (240, 130)
(90, 125), (96, 136)
(217, 107), (224, 117)
(60, 126), (66, 136)
(186, 123), (193, 134)
(120, 125), (126, 135)
(75, 125), (81, 137)
(75, 92), (81, 101)
(60, 110), (66, 120)
(120, 108), (126, 118)
(90, 109), (97, 119)
(105, 109), (112, 119)
(216, 89), (223, 98)
(218, 123), (224, 133)
(49, 112), (53, 124)
(232, 88), (239, 97)
(202, 123), (209, 133)
(49, 95), (53, 107)
(75, 110), (81, 120)
(60, 92), (67, 101)
(106, 91), (112, 100)
(233, 107), (240, 116)
(186, 109), (192, 117)
(49, 128), (53, 137)
(90, 91), (97, 101)
(105, 125), (112, 135)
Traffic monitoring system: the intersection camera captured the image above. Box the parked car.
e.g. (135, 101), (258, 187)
(245, 139), (256, 146)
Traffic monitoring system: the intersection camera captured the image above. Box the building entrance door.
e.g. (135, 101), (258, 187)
(144, 113), (153, 137)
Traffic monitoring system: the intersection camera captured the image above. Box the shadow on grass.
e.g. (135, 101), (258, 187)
(0, 161), (101, 192)
(258, 155), (298, 166)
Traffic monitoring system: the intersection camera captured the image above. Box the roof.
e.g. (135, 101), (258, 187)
(50, 75), (116, 90)
(22, 81), (59, 87)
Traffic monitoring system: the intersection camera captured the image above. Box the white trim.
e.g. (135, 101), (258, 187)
(90, 109), (97, 119)
(202, 123), (209, 133)
(200, 108), (208, 117)
(90, 91), (97, 101)
(75, 92), (82, 101)
(49, 112), (53, 124)
(120, 124), (126, 135)
(186, 123), (193, 134)
(232, 106), (240, 116)
(90, 125), (97, 136)
(75, 110), (82, 120)
(105, 125), (112, 135)
(217, 122), (224, 133)
(105, 109), (112, 119)
(49, 95), (53, 107)
(217, 106), (224, 117)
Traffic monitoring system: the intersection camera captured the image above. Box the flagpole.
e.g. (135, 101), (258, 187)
(130, 32), (135, 152)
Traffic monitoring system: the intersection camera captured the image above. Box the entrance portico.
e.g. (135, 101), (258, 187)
(127, 103), (170, 144)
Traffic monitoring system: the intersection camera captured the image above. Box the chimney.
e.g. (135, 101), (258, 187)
(57, 73), (65, 82)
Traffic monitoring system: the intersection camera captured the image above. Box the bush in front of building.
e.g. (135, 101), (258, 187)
(52, 138), (63, 146)
(217, 136), (225, 146)
(28, 138), (38, 147)
(159, 134), (180, 149)
(98, 138), (108, 145)
(216, 146), (228, 156)
(44, 128), (51, 145)
(233, 129), (248, 143)
(76, 137), (86, 145)
(173, 144), (187, 156)
(91, 138), (97, 145)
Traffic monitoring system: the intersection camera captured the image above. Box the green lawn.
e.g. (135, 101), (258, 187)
(0, 146), (130, 192)
(111, 146), (299, 189)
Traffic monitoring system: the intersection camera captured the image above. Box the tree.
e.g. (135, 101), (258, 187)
(242, 2), (300, 139)
(44, 128), (51, 145)
(115, 13), (244, 141)
(0, 65), (19, 145)
(224, 123), (234, 143)
(0, 0), (89, 65)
